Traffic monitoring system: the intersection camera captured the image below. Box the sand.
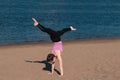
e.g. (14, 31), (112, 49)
(0, 38), (120, 80)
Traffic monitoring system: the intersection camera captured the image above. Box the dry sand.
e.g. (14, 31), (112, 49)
(0, 38), (120, 80)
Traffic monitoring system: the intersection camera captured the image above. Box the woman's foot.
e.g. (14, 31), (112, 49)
(70, 26), (76, 31)
(32, 18), (38, 26)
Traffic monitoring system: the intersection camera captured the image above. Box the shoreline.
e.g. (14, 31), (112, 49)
(0, 37), (120, 47)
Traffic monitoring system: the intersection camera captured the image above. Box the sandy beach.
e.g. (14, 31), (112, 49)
(0, 38), (120, 80)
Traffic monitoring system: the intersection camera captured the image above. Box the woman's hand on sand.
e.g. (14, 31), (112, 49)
(32, 18), (38, 26)
(70, 26), (76, 31)
(59, 74), (63, 77)
(48, 72), (53, 75)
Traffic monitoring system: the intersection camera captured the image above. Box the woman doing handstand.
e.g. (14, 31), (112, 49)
(32, 18), (76, 76)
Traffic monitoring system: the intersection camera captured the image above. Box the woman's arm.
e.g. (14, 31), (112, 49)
(55, 50), (63, 76)
(51, 63), (55, 74)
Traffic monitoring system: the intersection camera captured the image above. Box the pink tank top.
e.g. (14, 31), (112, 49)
(51, 41), (63, 54)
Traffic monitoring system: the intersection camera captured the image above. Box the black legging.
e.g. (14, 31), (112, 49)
(37, 24), (71, 42)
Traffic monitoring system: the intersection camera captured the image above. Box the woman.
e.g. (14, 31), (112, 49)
(32, 18), (76, 76)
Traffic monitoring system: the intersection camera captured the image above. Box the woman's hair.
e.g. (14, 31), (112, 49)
(47, 53), (55, 62)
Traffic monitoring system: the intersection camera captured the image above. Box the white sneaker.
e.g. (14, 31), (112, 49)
(70, 26), (76, 31)
(32, 18), (38, 26)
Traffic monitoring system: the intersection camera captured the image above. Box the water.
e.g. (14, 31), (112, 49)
(0, 0), (120, 45)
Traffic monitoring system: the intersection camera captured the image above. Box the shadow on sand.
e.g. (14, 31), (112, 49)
(25, 60), (60, 75)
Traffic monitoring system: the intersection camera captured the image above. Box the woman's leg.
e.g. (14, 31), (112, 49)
(55, 50), (63, 76)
